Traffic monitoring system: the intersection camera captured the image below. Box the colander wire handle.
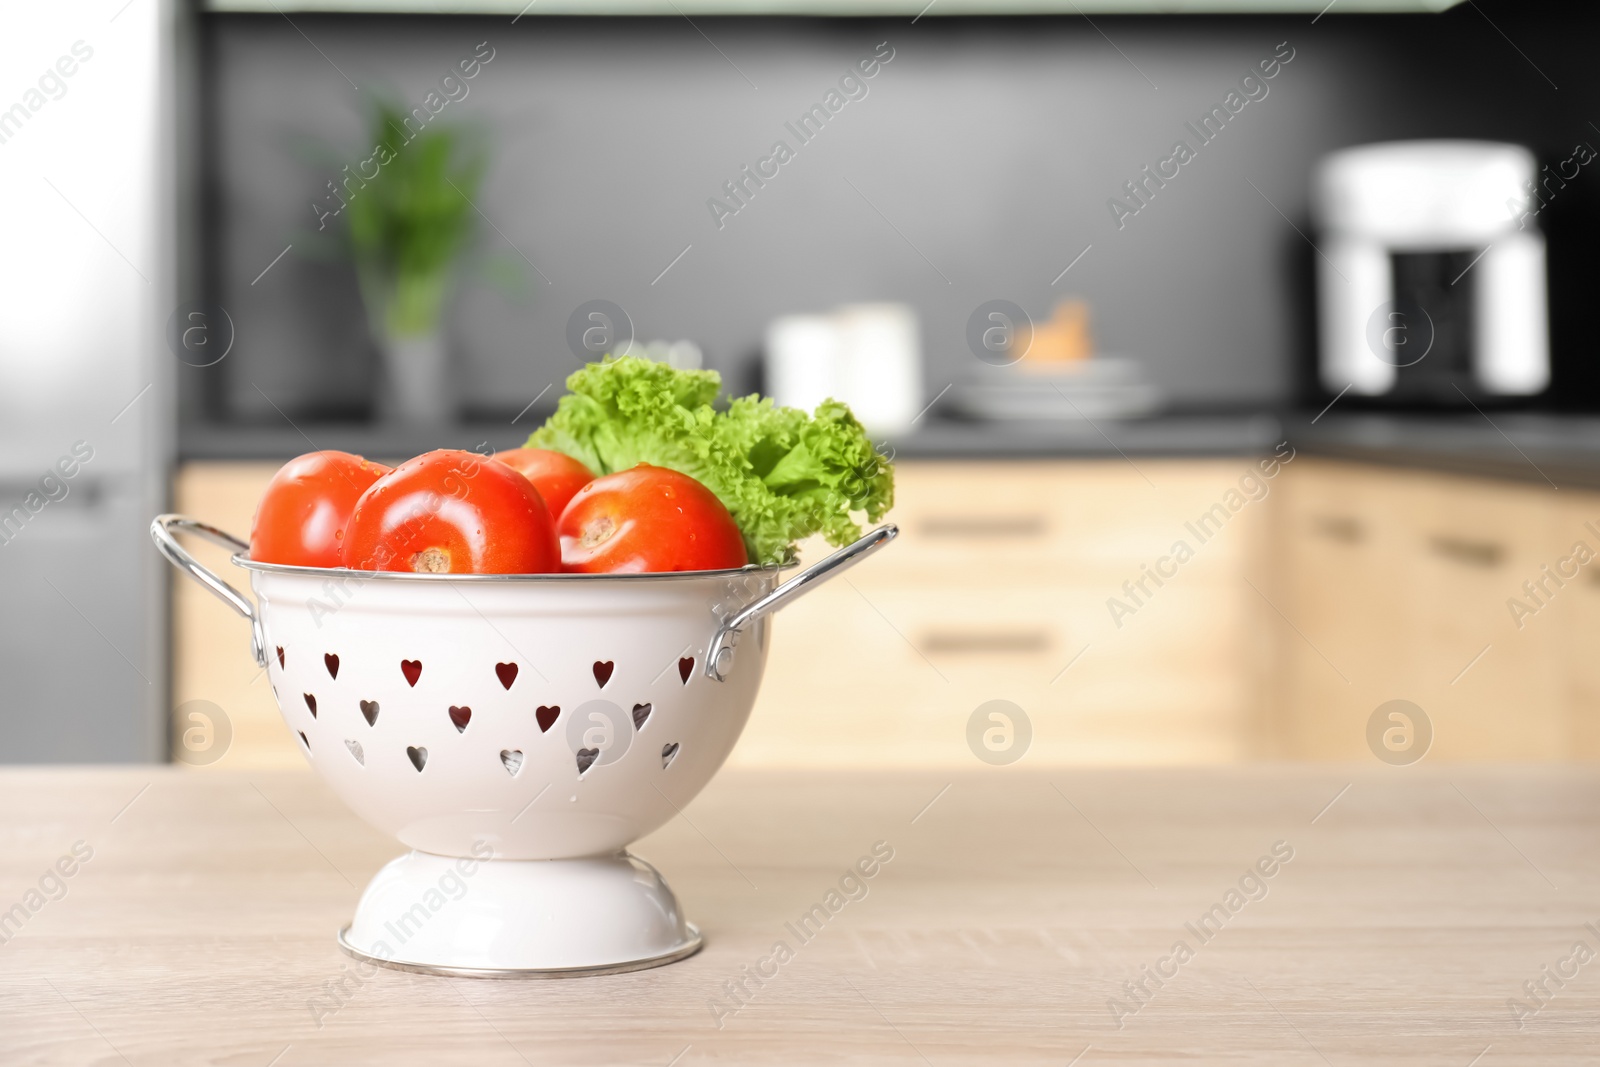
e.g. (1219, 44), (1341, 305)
(150, 514), (268, 668)
(706, 523), (898, 682)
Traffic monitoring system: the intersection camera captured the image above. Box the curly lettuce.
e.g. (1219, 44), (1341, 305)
(527, 356), (894, 565)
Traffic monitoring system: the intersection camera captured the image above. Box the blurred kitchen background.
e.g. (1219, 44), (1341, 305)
(6, 0), (1600, 768)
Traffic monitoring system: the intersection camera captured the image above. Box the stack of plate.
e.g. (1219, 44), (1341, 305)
(946, 357), (1163, 422)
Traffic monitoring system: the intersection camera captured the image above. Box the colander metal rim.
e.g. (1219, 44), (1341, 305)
(233, 553), (794, 583)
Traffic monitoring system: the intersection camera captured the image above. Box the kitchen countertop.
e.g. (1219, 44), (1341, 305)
(177, 413), (1290, 463)
(3, 765), (1597, 1064)
(178, 411), (1600, 489)
(1291, 411), (1600, 490)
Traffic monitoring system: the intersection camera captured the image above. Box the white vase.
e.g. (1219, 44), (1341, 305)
(378, 332), (453, 424)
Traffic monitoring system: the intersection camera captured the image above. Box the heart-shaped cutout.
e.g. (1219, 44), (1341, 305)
(678, 656), (694, 684)
(576, 747), (600, 774)
(500, 749), (524, 776)
(632, 702), (652, 730)
(495, 662), (518, 690)
(401, 660), (422, 687)
(593, 661), (614, 687)
(298, 730), (309, 751)
(406, 745), (428, 771)
(536, 706), (560, 733)
(344, 739), (364, 765)
(303, 693), (317, 717)
(449, 706), (472, 733)
(324, 653), (340, 679)
(661, 742), (679, 769)
(276, 646), (285, 669)
(360, 700), (379, 726)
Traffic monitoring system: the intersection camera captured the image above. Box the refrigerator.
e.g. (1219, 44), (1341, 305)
(0, 2), (176, 761)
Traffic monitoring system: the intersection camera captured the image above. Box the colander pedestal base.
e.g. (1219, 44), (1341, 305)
(338, 849), (702, 978)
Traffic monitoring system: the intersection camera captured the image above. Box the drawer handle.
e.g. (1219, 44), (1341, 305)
(1427, 535), (1504, 569)
(919, 629), (1050, 654)
(1309, 514), (1363, 544)
(920, 515), (1048, 539)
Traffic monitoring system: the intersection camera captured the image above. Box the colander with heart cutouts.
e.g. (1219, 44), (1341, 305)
(152, 514), (895, 977)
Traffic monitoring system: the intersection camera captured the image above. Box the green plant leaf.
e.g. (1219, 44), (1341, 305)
(344, 101), (486, 338)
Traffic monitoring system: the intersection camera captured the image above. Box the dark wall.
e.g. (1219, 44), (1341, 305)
(195, 2), (1600, 423)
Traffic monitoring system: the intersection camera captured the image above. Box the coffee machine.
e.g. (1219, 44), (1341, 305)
(1312, 141), (1549, 403)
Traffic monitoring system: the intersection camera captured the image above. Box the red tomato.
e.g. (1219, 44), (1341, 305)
(342, 449), (560, 574)
(491, 448), (595, 520)
(251, 451), (391, 568)
(559, 464), (747, 573)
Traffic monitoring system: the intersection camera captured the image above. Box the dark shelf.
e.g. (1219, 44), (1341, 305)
(178, 413), (1288, 464)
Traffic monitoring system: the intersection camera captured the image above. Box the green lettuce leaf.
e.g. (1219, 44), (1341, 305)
(527, 356), (894, 565)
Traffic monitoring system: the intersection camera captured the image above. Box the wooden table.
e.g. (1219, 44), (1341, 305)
(2, 765), (1598, 1065)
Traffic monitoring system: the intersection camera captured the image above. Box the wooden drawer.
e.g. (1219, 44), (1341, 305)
(839, 581), (1239, 679)
(853, 459), (1279, 587)
(1279, 461), (1421, 678)
(1276, 462), (1434, 759)
(1405, 472), (1567, 760)
(737, 571), (1261, 767)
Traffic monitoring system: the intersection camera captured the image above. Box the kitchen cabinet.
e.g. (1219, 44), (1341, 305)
(1274, 459), (1589, 760)
(740, 459), (1279, 766)
(171, 455), (1598, 766)
(170, 458), (1277, 767)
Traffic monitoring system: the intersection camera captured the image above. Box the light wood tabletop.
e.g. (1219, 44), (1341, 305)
(2, 765), (1598, 1065)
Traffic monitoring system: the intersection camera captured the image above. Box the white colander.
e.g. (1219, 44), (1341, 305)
(153, 514), (895, 976)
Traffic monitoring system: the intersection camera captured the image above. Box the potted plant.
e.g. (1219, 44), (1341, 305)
(346, 103), (483, 424)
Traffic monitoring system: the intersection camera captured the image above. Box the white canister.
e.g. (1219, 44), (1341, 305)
(765, 305), (922, 434)
(836, 303), (922, 436)
(764, 314), (844, 415)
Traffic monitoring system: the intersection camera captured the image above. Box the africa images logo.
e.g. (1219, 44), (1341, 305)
(1105, 42), (1296, 231)
(705, 42), (896, 230)
(0, 40), (94, 147)
(311, 41), (496, 231)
